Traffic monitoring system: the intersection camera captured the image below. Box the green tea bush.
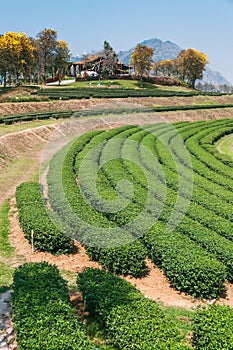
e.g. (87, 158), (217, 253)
(77, 268), (188, 349)
(47, 127), (148, 277)
(106, 300), (188, 349)
(12, 262), (94, 350)
(143, 223), (226, 299)
(192, 305), (233, 349)
(16, 182), (74, 255)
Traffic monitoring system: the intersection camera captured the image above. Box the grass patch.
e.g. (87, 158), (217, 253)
(65, 79), (195, 92)
(161, 305), (193, 339)
(82, 317), (116, 350)
(65, 79), (157, 89)
(217, 134), (233, 159)
(0, 200), (14, 257)
(0, 262), (14, 290)
(0, 200), (15, 290)
(0, 118), (63, 137)
(62, 79), (190, 90)
(0, 156), (39, 199)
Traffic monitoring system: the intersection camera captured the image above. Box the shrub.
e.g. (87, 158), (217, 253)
(143, 223), (227, 299)
(192, 305), (233, 349)
(12, 262), (94, 350)
(77, 268), (188, 349)
(16, 182), (74, 255)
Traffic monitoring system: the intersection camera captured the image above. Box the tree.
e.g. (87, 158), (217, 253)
(130, 44), (154, 81)
(0, 32), (34, 87)
(153, 59), (176, 77)
(100, 41), (118, 77)
(175, 48), (209, 88)
(35, 28), (57, 83)
(54, 40), (71, 84)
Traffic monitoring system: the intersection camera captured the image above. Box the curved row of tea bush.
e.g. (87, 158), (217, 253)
(77, 268), (189, 349)
(16, 182), (74, 254)
(70, 122), (228, 297)
(154, 120), (233, 204)
(47, 126), (148, 277)
(12, 262), (94, 350)
(18, 117), (233, 297)
(96, 125), (229, 297)
(97, 121), (233, 284)
(138, 122), (233, 279)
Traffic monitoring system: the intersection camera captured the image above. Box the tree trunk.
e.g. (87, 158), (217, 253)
(3, 72), (6, 88)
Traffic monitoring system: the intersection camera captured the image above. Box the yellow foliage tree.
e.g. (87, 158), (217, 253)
(153, 59), (176, 77)
(175, 48), (209, 88)
(130, 44), (154, 82)
(0, 32), (34, 87)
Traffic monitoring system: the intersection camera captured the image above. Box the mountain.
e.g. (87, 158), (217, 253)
(118, 38), (181, 65)
(118, 38), (232, 87)
(200, 67), (231, 86)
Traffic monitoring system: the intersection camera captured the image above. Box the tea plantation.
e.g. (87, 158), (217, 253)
(14, 117), (233, 349)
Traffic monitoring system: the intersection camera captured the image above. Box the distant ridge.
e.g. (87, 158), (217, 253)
(118, 38), (232, 87)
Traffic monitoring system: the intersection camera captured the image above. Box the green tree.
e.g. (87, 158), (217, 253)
(101, 41), (118, 77)
(130, 44), (154, 82)
(54, 40), (71, 84)
(35, 28), (57, 83)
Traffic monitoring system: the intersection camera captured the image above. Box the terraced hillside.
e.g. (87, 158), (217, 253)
(1, 83), (233, 349)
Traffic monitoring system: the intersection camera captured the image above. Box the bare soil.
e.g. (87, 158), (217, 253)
(1, 98), (233, 310)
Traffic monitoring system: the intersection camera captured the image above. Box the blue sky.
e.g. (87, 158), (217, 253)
(1, 0), (233, 83)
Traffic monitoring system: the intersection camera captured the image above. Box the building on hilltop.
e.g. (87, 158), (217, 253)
(70, 54), (129, 78)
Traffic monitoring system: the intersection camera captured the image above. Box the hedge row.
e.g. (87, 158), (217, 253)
(109, 122), (233, 287)
(166, 121), (233, 203)
(60, 120), (233, 295)
(12, 262), (94, 350)
(79, 124), (228, 298)
(16, 182), (74, 255)
(47, 126), (148, 277)
(185, 125), (233, 180)
(35, 86), (202, 99)
(21, 118), (233, 297)
(192, 305), (233, 349)
(148, 122), (233, 226)
(139, 122), (233, 280)
(77, 268), (189, 349)
(143, 223), (226, 298)
(2, 103), (233, 125)
(0, 110), (74, 125)
(200, 124), (233, 168)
